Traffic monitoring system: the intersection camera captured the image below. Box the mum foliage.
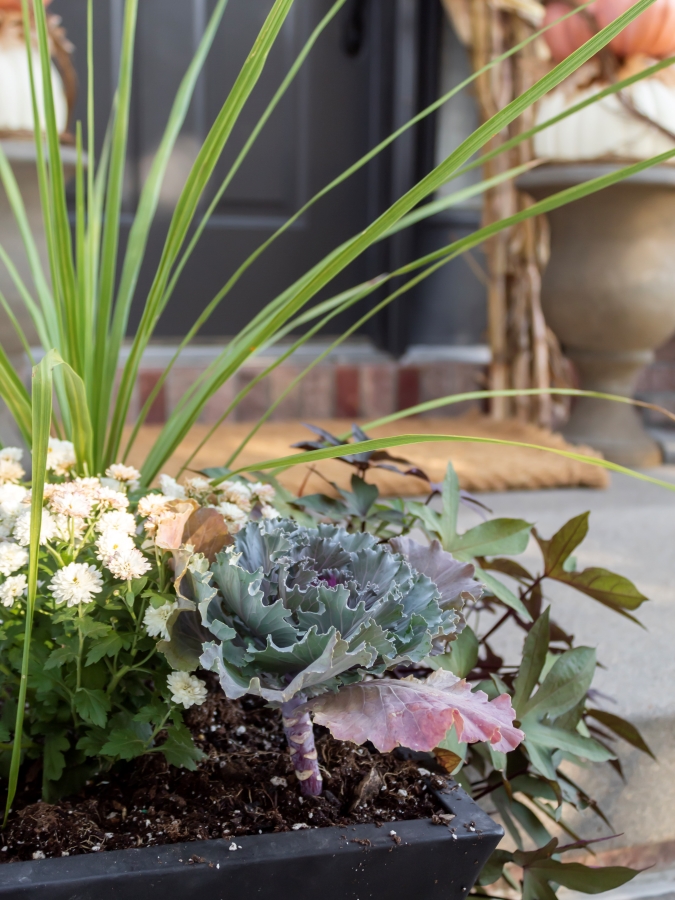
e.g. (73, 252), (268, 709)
(0, 444), (277, 798)
(163, 519), (524, 796)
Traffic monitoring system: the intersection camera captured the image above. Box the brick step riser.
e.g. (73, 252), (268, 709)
(127, 361), (487, 425)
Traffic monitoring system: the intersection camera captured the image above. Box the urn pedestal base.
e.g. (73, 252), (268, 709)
(563, 349), (661, 467)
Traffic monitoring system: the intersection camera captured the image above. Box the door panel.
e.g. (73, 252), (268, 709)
(50, 0), (392, 339)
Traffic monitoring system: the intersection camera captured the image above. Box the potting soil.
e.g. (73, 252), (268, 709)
(0, 684), (446, 863)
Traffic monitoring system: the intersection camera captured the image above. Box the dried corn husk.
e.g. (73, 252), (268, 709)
(441, 0), (570, 427)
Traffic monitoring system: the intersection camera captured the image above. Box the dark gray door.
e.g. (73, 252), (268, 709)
(50, 0), (407, 340)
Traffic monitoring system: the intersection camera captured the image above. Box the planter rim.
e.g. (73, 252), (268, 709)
(0, 781), (503, 898)
(517, 161), (675, 192)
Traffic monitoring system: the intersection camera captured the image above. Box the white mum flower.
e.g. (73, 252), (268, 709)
(0, 483), (28, 518)
(50, 490), (93, 519)
(0, 457), (25, 484)
(260, 503), (280, 520)
(72, 477), (102, 496)
(96, 529), (134, 563)
(249, 481), (276, 504)
(46, 438), (76, 476)
(96, 510), (137, 535)
(105, 464), (141, 484)
(167, 671), (208, 709)
(0, 447), (23, 463)
(143, 600), (177, 640)
(217, 502), (248, 533)
(219, 481), (253, 511)
(106, 547), (151, 581)
(185, 477), (213, 501)
(0, 542), (28, 577)
(137, 493), (170, 518)
(13, 509), (57, 546)
(158, 474), (186, 500)
(0, 573), (27, 607)
(49, 563), (103, 607)
(96, 486), (130, 511)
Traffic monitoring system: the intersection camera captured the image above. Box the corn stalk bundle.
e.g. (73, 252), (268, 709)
(442, 0), (571, 427)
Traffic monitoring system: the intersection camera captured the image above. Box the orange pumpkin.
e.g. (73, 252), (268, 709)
(593, 0), (675, 57)
(543, 2), (595, 63)
(543, 0), (675, 61)
(0, 0), (51, 8)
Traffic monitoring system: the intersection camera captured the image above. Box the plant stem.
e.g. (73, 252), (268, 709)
(76, 602), (84, 692)
(130, 591), (147, 658)
(74, 516), (98, 556)
(144, 705), (174, 750)
(281, 694), (322, 797)
(46, 545), (66, 569)
(106, 664), (130, 695)
(105, 645), (156, 696)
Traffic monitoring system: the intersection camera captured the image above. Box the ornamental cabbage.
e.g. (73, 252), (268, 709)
(162, 520), (523, 796)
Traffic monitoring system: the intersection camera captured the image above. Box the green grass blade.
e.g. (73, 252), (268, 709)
(158, 0), (349, 315)
(358, 389), (675, 433)
(141, 140), (675, 483)
(382, 161), (541, 238)
(3, 349), (57, 826)
(176, 226), (498, 474)
(102, 0), (231, 456)
(122, 1), (609, 459)
(141, 0), (661, 478)
(122, 273), (387, 465)
(0, 235), (71, 440)
(86, 0), (95, 321)
(18, 0), (64, 350)
(0, 287), (35, 365)
(0, 244), (48, 348)
(223, 434), (675, 495)
(91, 0), (139, 467)
(75, 124), (90, 383)
(31, 0), (78, 367)
(0, 146), (56, 340)
(231, 0), (658, 342)
(176, 281), (387, 475)
(390, 147), (675, 282)
(106, 0), (295, 467)
(122, 0), (351, 443)
(86, 103), (115, 366)
(459, 55), (675, 180)
(59, 359), (94, 474)
(157, 0), (597, 348)
(0, 341), (32, 444)
(221, 257), (459, 469)
(119, 2), (357, 456)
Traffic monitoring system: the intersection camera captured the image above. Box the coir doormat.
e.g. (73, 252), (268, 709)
(128, 414), (609, 495)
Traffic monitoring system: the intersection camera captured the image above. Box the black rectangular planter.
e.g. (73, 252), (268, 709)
(0, 783), (503, 900)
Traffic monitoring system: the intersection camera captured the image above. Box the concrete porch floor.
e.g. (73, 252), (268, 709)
(456, 468), (675, 894)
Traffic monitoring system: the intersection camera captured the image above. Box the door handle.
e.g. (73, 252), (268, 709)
(343, 0), (368, 57)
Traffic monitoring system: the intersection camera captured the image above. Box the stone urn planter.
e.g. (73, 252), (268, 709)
(518, 163), (675, 467)
(0, 781), (502, 900)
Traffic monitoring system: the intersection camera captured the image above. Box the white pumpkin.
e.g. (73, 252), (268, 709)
(0, 18), (68, 134)
(533, 75), (675, 163)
